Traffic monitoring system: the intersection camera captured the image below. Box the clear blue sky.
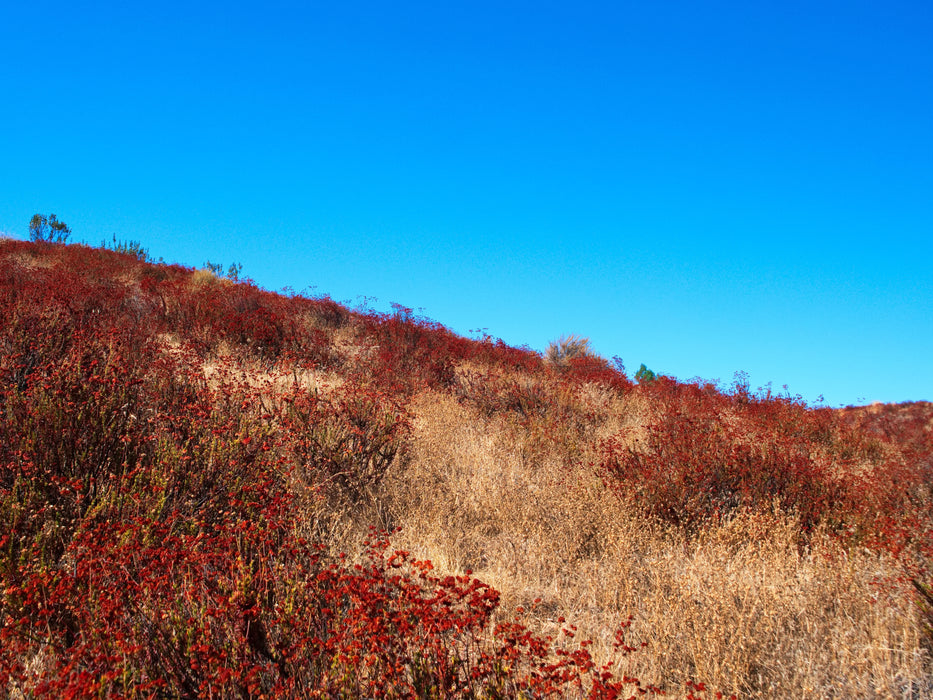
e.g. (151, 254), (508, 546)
(2, 1), (931, 407)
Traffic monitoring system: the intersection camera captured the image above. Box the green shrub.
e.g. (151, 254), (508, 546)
(101, 234), (152, 261)
(28, 213), (71, 244)
(635, 363), (657, 384)
(204, 260), (243, 281)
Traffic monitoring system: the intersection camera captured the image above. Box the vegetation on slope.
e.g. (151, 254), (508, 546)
(0, 238), (930, 697)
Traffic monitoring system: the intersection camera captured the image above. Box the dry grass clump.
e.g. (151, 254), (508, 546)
(545, 334), (596, 367)
(190, 266), (225, 287)
(376, 390), (932, 698)
(624, 515), (929, 698)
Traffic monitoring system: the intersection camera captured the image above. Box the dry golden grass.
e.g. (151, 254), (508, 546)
(7, 249), (54, 271)
(171, 327), (931, 698)
(626, 517), (928, 697)
(365, 389), (932, 698)
(162, 324), (932, 698)
(6, 237), (928, 696)
(189, 267), (233, 287)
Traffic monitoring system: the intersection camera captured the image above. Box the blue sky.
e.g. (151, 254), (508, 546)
(2, 1), (931, 407)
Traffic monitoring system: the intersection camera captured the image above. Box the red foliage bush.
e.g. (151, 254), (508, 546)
(356, 304), (460, 394)
(3, 239), (931, 694)
(1, 241), (666, 698)
(280, 380), (412, 507)
(597, 402), (842, 534)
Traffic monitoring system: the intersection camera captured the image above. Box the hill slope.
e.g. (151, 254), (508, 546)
(1, 239), (931, 698)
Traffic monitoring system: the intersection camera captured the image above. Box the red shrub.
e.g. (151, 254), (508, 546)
(0, 242), (667, 697)
(279, 381), (411, 506)
(598, 392), (845, 535)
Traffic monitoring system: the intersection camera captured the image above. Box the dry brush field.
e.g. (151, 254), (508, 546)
(1, 239), (931, 698)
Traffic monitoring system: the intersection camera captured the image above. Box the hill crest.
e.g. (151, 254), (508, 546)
(1, 238), (931, 697)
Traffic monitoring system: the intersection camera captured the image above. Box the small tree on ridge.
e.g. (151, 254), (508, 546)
(29, 213), (71, 243)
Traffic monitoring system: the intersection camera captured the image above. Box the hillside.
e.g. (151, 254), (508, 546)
(1, 239), (931, 698)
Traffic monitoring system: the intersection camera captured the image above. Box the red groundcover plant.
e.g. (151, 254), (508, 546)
(3, 239), (926, 696)
(0, 240), (667, 698)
